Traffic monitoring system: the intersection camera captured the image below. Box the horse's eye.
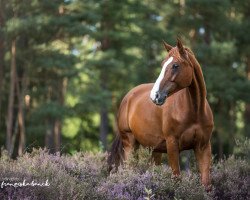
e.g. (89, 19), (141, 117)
(172, 64), (179, 69)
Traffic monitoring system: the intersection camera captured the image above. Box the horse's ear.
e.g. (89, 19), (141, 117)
(162, 40), (173, 52)
(177, 38), (187, 58)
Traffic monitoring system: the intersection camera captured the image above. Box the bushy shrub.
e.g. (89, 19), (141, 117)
(234, 138), (250, 162)
(210, 156), (249, 200)
(98, 147), (209, 200)
(0, 141), (249, 200)
(0, 148), (108, 200)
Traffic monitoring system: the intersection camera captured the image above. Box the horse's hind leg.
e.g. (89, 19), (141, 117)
(120, 131), (136, 161)
(152, 152), (162, 165)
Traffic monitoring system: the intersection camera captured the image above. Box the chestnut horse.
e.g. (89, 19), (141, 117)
(108, 39), (214, 187)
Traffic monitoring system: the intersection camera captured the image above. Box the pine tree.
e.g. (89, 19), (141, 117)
(67, 0), (169, 150)
(166, 0), (250, 157)
(2, 0), (80, 155)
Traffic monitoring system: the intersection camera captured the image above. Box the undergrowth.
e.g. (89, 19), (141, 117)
(0, 139), (249, 200)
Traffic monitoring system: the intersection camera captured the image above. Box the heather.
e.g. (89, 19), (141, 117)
(0, 140), (249, 200)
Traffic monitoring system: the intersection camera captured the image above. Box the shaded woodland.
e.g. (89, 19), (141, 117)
(0, 0), (249, 158)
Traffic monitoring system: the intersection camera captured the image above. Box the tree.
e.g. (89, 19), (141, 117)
(166, 0), (250, 158)
(66, 0), (169, 150)
(2, 0), (78, 155)
(232, 0), (250, 137)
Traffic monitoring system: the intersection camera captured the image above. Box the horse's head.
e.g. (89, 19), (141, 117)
(150, 39), (193, 105)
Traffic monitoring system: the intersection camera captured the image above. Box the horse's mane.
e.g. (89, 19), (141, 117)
(184, 47), (194, 55)
(168, 45), (206, 112)
(185, 46), (207, 112)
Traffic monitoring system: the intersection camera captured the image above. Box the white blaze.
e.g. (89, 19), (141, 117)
(150, 56), (173, 101)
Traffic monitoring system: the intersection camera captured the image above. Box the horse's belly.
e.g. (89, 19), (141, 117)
(132, 127), (165, 148)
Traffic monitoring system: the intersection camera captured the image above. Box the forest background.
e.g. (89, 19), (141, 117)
(0, 0), (249, 159)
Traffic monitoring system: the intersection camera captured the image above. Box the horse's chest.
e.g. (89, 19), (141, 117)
(162, 117), (205, 150)
(178, 124), (202, 150)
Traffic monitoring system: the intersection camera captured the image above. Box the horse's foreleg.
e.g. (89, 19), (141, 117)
(151, 152), (162, 165)
(194, 142), (212, 188)
(166, 137), (180, 176)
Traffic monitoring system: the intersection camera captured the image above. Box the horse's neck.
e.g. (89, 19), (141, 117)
(188, 56), (206, 116)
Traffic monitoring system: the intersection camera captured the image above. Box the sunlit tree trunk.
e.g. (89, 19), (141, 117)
(45, 78), (67, 153)
(45, 83), (54, 152)
(98, 0), (113, 150)
(54, 78), (67, 152)
(99, 65), (109, 149)
(100, 104), (108, 150)
(54, 120), (61, 152)
(6, 39), (16, 155)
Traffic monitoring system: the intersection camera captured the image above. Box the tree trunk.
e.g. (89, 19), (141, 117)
(245, 56), (250, 136)
(98, 0), (113, 150)
(45, 119), (54, 152)
(53, 78), (67, 152)
(6, 39), (16, 155)
(216, 130), (223, 160)
(98, 50), (110, 150)
(54, 120), (61, 152)
(99, 63), (109, 150)
(16, 73), (26, 156)
(0, 0), (5, 152)
(100, 105), (108, 150)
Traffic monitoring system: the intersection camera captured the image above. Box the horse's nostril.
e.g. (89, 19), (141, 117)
(155, 92), (159, 99)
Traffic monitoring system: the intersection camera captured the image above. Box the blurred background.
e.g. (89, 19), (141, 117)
(0, 0), (249, 158)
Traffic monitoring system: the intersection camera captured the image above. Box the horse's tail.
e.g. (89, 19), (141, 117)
(107, 131), (124, 172)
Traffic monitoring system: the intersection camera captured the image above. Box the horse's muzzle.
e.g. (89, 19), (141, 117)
(153, 91), (167, 106)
